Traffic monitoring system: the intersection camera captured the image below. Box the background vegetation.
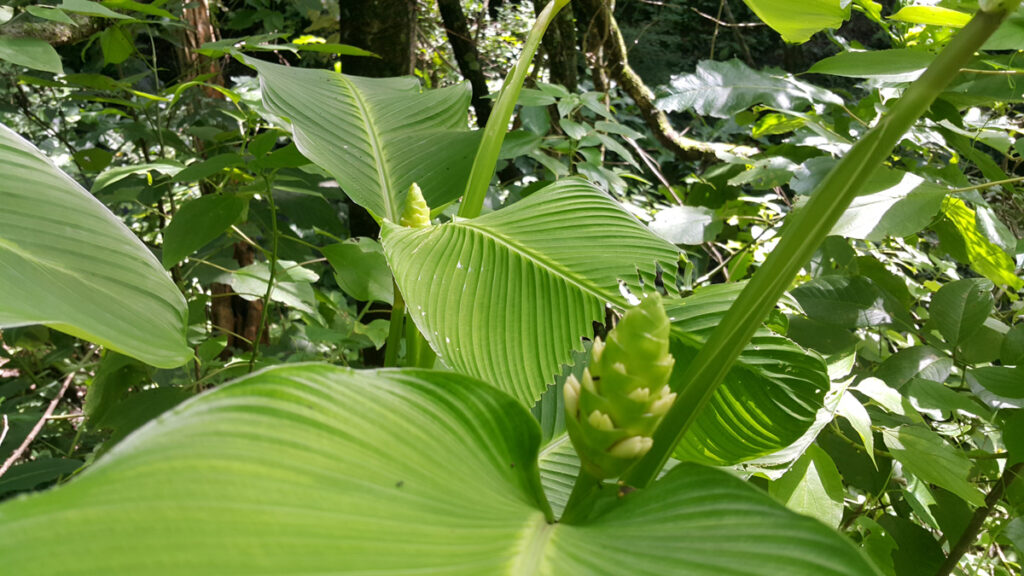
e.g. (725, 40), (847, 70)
(0, 1), (1022, 574)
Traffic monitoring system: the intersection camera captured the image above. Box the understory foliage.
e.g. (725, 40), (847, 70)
(1, 0), (1023, 574)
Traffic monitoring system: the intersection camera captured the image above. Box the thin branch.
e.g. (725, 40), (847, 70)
(949, 176), (1024, 193)
(622, 136), (681, 204)
(690, 6), (765, 27)
(936, 463), (1024, 576)
(0, 415), (8, 452)
(0, 371), (76, 479)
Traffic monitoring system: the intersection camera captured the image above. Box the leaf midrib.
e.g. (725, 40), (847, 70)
(510, 513), (555, 575)
(457, 220), (621, 308)
(341, 76), (396, 221)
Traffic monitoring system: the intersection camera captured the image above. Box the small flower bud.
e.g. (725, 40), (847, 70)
(608, 436), (654, 459)
(399, 183), (431, 228)
(588, 410), (615, 431)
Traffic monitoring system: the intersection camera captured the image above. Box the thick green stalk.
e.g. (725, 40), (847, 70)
(383, 279), (406, 367)
(457, 0), (572, 219)
(623, 2), (1020, 489)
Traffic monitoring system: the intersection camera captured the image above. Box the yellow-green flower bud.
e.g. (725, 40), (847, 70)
(400, 183), (431, 228)
(564, 293), (677, 479)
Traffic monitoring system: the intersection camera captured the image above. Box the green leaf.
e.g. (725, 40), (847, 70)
(649, 205), (719, 245)
(172, 153), (245, 183)
(0, 458), (82, 497)
(101, 0), (177, 19)
(252, 59), (479, 221)
(658, 59), (841, 118)
(741, 0), (850, 43)
(837, 392), (875, 465)
(882, 426), (985, 507)
(161, 195), (247, 268)
(1000, 409), (1024, 465)
(92, 160), (184, 193)
(983, 5), (1024, 49)
(322, 238), (393, 304)
(875, 346), (952, 389)
(538, 434), (577, 518)
(905, 378), (992, 421)
(99, 26), (134, 65)
(666, 284), (831, 465)
(890, 5), (972, 28)
(970, 365), (1024, 398)
(222, 260), (319, 315)
(382, 179), (680, 406)
(829, 171), (947, 241)
(877, 515), (945, 576)
(0, 124), (190, 368)
(0, 365), (882, 576)
(808, 48), (936, 81)
(927, 278), (995, 350)
(73, 148), (114, 172)
(791, 276), (895, 329)
(0, 37), (63, 74)
(84, 352), (150, 425)
(59, 0), (132, 19)
(25, 6), (76, 25)
(770, 444), (845, 528)
(958, 317), (1008, 365)
(283, 42), (377, 56)
(938, 197), (1023, 290)
(1002, 323), (1024, 366)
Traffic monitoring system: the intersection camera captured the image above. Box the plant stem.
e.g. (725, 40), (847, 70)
(457, 0), (571, 219)
(623, 2), (1020, 490)
(384, 279), (406, 367)
(248, 177), (279, 373)
(559, 468), (604, 525)
(935, 463), (1024, 576)
(949, 176), (1024, 193)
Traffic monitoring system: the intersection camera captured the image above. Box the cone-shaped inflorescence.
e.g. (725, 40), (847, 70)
(565, 293), (677, 479)
(400, 183), (430, 228)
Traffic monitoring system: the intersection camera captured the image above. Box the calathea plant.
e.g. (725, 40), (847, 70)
(0, 0), (1019, 574)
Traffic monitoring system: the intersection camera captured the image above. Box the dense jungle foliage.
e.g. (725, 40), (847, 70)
(0, 0), (1023, 574)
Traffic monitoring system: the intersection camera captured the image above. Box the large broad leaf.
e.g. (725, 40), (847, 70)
(0, 364), (880, 575)
(381, 178), (681, 406)
(742, 0), (850, 43)
(0, 124), (190, 368)
(665, 284), (831, 465)
(252, 59), (480, 221)
(657, 59), (842, 118)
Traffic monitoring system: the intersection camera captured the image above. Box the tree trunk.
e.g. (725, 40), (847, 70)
(0, 12), (101, 45)
(533, 1), (578, 92)
(437, 0), (492, 126)
(338, 0), (417, 77)
(179, 0), (222, 90)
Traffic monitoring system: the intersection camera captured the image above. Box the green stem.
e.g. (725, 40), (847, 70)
(949, 175), (1024, 193)
(384, 279), (406, 367)
(405, 314), (437, 368)
(248, 176), (279, 373)
(559, 468), (604, 525)
(623, 3), (1019, 489)
(457, 0), (572, 219)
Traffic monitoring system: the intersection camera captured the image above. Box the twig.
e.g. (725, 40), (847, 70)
(690, 6), (765, 27)
(622, 136), (681, 204)
(0, 371), (76, 479)
(0, 415), (8, 451)
(950, 176), (1024, 193)
(936, 463), (1024, 576)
